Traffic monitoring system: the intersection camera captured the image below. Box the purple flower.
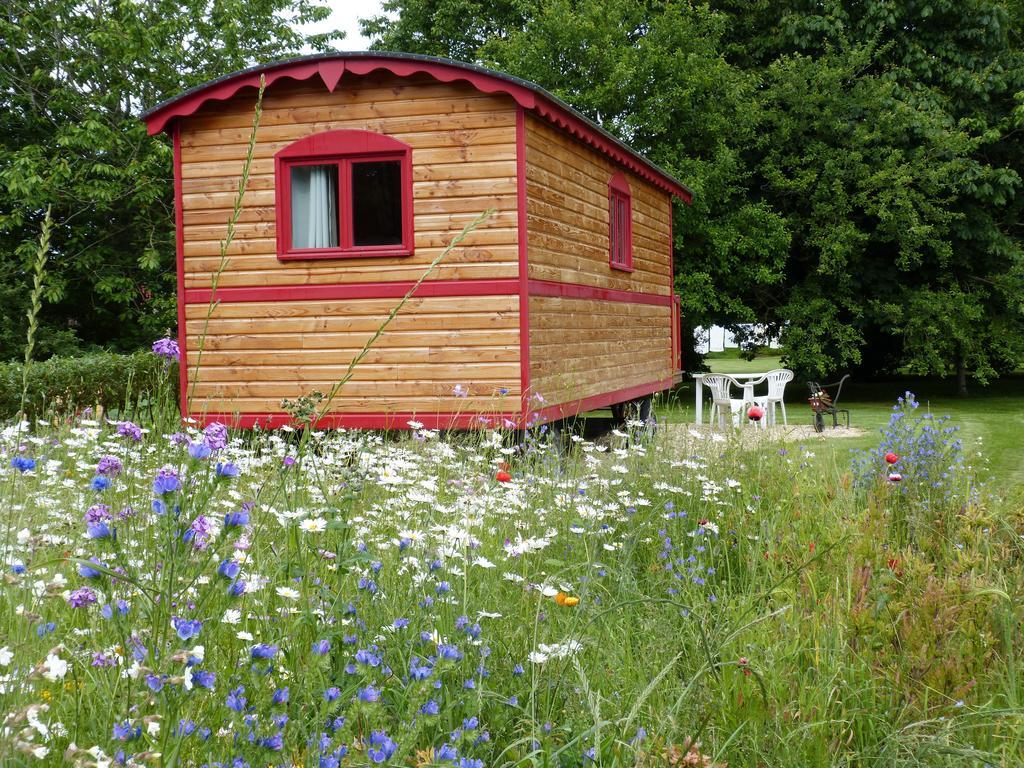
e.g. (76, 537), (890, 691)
(84, 504), (112, 525)
(184, 515), (213, 549)
(11, 456), (36, 472)
(218, 560), (240, 580)
(146, 674), (164, 692)
(68, 587), (97, 607)
(153, 467), (180, 495)
(152, 337), (180, 362)
(203, 422), (228, 451)
(96, 456), (122, 477)
(324, 686), (342, 702)
(272, 687), (289, 704)
(282, 455), (296, 468)
(228, 580), (247, 597)
(420, 699), (440, 716)
(192, 669), (216, 689)
(117, 422), (143, 442)
(262, 732), (284, 751)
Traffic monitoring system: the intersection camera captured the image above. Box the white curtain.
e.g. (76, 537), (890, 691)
(291, 165), (337, 249)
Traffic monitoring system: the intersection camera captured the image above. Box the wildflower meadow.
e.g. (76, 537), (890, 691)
(0, 354), (1022, 768)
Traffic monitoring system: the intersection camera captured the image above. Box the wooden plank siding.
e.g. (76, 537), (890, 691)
(183, 295), (520, 415)
(523, 115), (672, 294)
(523, 113), (675, 409)
(178, 73), (520, 289)
(178, 72), (522, 418)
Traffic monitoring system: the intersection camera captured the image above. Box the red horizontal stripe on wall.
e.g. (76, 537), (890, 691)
(184, 278), (520, 305)
(192, 412), (522, 431)
(527, 279), (673, 306)
(184, 278), (675, 306)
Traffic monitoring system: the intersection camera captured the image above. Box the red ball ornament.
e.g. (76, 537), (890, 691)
(884, 452), (899, 465)
(747, 405), (764, 422)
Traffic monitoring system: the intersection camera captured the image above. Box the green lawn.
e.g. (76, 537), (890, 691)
(662, 353), (1024, 483)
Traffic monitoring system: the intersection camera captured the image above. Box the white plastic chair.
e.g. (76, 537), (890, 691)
(702, 374), (737, 430)
(763, 369), (794, 426)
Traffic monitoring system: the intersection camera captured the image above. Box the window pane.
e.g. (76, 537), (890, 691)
(291, 165), (339, 249)
(352, 161), (403, 246)
(617, 198), (628, 265)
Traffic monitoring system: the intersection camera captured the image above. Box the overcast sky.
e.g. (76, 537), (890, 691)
(297, 0), (389, 50)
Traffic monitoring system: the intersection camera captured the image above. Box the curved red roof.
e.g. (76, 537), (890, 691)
(141, 52), (692, 201)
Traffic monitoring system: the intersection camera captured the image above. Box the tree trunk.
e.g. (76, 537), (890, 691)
(956, 351), (969, 397)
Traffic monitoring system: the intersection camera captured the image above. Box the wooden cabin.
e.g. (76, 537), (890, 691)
(142, 53), (691, 430)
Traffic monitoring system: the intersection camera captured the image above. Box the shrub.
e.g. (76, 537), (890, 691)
(0, 350), (177, 419)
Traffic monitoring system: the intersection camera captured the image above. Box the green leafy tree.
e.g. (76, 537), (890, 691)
(0, 0), (341, 359)
(708, 0), (1024, 387)
(364, 0), (791, 370)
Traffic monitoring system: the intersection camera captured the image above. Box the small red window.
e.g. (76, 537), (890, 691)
(275, 130), (414, 260)
(608, 171), (633, 271)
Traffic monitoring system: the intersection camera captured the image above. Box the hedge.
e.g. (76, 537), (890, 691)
(0, 351), (178, 419)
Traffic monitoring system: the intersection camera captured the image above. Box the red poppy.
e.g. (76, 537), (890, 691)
(495, 471), (512, 483)
(885, 452), (899, 464)
(747, 406), (764, 422)
(888, 472), (902, 482)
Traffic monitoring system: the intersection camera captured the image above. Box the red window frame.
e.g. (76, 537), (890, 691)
(275, 129), (414, 260)
(608, 171), (633, 272)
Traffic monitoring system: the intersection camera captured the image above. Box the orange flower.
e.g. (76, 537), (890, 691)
(563, 596), (580, 607)
(554, 592), (567, 606)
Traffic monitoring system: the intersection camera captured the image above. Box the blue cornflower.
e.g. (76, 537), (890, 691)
(272, 687), (289, 704)
(436, 581), (451, 594)
(393, 617), (409, 629)
(192, 670), (216, 689)
(11, 456), (36, 472)
(218, 560), (241, 580)
(251, 644), (277, 660)
(324, 687), (341, 702)
(458, 759), (484, 768)
(512, 663), (524, 676)
(11, 562), (26, 575)
(90, 475), (112, 491)
(228, 580), (247, 597)
(463, 716), (479, 731)
(36, 621), (56, 637)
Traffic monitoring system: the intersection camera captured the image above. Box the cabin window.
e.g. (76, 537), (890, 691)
(608, 172), (633, 272)
(275, 130), (413, 260)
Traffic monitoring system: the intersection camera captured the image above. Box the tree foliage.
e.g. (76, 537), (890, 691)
(0, 0), (340, 359)
(366, 0), (1024, 383)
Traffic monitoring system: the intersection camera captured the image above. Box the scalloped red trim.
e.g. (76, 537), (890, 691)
(144, 56), (691, 201)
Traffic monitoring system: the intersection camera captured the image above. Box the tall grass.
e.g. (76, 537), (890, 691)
(0, 389), (1021, 767)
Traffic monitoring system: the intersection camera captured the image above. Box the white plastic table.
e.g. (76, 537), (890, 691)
(692, 372), (771, 425)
